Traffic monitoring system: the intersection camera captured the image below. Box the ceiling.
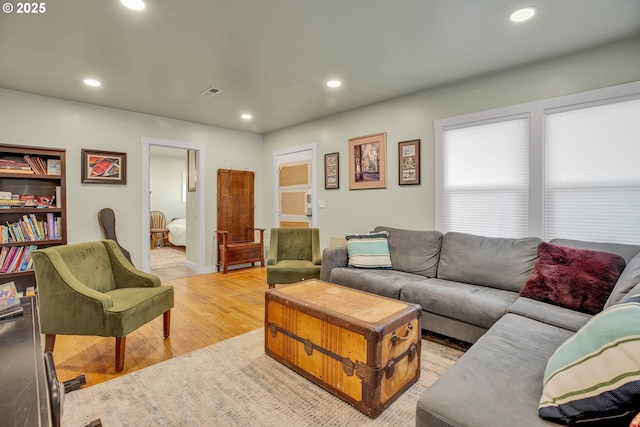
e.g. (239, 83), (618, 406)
(1, 1), (639, 135)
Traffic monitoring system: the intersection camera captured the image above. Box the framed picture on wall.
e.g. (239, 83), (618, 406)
(324, 152), (339, 189)
(348, 132), (387, 190)
(398, 139), (421, 185)
(81, 149), (127, 184)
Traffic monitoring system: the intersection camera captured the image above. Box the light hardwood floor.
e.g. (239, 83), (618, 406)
(51, 267), (267, 387)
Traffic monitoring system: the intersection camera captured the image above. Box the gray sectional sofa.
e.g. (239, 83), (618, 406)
(319, 226), (640, 427)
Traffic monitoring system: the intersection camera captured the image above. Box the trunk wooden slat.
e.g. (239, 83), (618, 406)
(265, 280), (421, 418)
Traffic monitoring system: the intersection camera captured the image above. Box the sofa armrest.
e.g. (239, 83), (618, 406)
(320, 246), (348, 282)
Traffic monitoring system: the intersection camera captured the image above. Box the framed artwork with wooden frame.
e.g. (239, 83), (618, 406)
(398, 139), (421, 185)
(348, 132), (387, 190)
(81, 149), (127, 185)
(324, 152), (339, 189)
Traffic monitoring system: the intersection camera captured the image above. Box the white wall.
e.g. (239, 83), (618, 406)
(150, 147), (187, 222)
(0, 89), (264, 268)
(262, 36), (640, 250)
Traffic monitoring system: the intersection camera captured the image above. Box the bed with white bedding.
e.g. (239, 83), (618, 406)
(167, 218), (186, 246)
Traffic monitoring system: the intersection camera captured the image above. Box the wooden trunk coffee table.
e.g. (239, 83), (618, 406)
(264, 279), (421, 418)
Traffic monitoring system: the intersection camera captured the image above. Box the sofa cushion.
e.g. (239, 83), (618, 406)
(550, 238), (640, 264)
(329, 267), (423, 299)
(417, 313), (573, 427)
(373, 226), (442, 277)
(520, 242), (626, 315)
(437, 232), (541, 292)
(507, 297), (592, 333)
(400, 278), (518, 329)
(606, 251), (640, 308)
(539, 296), (640, 426)
(345, 231), (392, 269)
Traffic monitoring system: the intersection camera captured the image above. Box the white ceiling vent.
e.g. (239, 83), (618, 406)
(200, 86), (222, 97)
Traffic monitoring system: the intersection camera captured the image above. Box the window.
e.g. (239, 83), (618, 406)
(435, 81), (640, 244)
(442, 117), (528, 238)
(545, 98), (640, 244)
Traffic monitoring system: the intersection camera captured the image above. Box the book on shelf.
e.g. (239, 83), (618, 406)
(2, 246), (19, 273)
(18, 245), (36, 271)
(0, 158), (34, 175)
(0, 244), (37, 273)
(7, 246), (24, 272)
(55, 186), (61, 208)
(1, 214), (54, 243)
(23, 155), (49, 175)
(47, 159), (61, 175)
(0, 281), (23, 320)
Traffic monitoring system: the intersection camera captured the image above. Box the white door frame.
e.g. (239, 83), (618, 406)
(273, 143), (318, 228)
(141, 137), (207, 274)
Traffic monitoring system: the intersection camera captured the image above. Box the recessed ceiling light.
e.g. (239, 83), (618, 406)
(510, 7), (536, 23)
(241, 114), (252, 120)
(83, 78), (102, 87)
(120, 0), (145, 11)
(327, 80), (342, 88)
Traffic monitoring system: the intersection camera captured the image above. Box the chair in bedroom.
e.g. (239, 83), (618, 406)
(216, 169), (265, 274)
(266, 227), (322, 288)
(150, 210), (171, 249)
(98, 207), (133, 264)
(32, 240), (174, 373)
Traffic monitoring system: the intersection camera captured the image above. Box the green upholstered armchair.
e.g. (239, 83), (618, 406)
(32, 240), (174, 372)
(266, 227), (322, 288)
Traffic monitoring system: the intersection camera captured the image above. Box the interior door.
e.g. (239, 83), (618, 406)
(275, 150), (313, 227)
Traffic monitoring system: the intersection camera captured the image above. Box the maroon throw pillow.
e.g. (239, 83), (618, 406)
(520, 242), (626, 315)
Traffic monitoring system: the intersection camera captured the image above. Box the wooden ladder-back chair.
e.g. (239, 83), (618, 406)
(216, 169), (265, 274)
(150, 210), (171, 249)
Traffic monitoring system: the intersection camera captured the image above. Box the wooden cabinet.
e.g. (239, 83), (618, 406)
(0, 144), (66, 292)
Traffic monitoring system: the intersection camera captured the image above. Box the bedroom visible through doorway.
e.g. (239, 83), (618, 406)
(149, 145), (195, 279)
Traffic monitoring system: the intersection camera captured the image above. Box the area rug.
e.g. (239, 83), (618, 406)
(62, 328), (464, 426)
(150, 246), (186, 270)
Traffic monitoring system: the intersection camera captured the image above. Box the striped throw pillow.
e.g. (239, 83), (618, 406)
(539, 295), (640, 425)
(345, 232), (392, 269)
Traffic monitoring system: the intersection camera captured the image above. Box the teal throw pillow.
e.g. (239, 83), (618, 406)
(539, 296), (640, 425)
(345, 232), (392, 269)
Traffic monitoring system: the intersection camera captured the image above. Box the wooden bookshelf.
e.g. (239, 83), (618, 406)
(0, 144), (66, 292)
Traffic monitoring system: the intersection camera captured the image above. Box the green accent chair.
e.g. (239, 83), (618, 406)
(32, 240), (174, 373)
(266, 227), (322, 288)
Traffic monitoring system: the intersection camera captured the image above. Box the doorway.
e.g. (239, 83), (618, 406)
(141, 137), (206, 275)
(273, 143), (317, 228)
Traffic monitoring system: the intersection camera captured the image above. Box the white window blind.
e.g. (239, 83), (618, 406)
(545, 98), (640, 244)
(442, 117), (529, 238)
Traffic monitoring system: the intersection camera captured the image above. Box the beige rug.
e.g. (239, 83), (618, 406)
(150, 246), (186, 270)
(63, 328), (464, 426)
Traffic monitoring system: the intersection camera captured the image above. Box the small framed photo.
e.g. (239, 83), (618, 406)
(348, 132), (387, 190)
(81, 149), (127, 185)
(324, 152), (339, 189)
(398, 139), (420, 185)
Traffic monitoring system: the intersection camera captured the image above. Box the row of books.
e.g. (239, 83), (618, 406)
(0, 187), (60, 209)
(0, 245), (37, 273)
(0, 213), (60, 243)
(0, 155), (61, 175)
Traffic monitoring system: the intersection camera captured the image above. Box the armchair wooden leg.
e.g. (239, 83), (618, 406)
(45, 334), (56, 352)
(163, 310), (171, 339)
(115, 336), (126, 373)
